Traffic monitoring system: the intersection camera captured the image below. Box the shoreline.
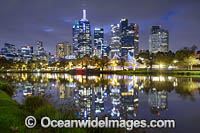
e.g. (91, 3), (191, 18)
(0, 70), (200, 76)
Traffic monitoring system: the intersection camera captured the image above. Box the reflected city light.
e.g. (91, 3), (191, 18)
(0, 73), (200, 120)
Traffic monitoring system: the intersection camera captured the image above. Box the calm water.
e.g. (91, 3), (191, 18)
(1, 73), (200, 132)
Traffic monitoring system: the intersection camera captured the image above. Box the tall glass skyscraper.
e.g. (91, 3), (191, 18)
(36, 41), (45, 56)
(1, 43), (16, 55)
(93, 28), (104, 57)
(94, 28), (104, 47)
(56, 42), (71, 59)
(120, 19), (139, 57)
(110, 24), (121, 58)
(72, 20), (80, 57)
(20, 45), (34, 62)
(77, 9), (92, 58)
(149, 26), (169, 53)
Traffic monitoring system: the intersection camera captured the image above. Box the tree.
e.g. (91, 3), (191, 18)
(153, 52), (174, 69)
(191, 45), (198, 53)
(175, 46), (198, 69)
(184, 56), (197, 70)
(0, 57), (12, 70)
(59, 59), (69, 69)
(97, 57), (110, 71)
(138, 50), (153, 70)
(90, 56), (100, 68)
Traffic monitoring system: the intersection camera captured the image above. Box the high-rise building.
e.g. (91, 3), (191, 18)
(110, 24), (121, 58)
(94, 28), (104, 47)
(56, 42), (71, 59)
(78, 9), (92, 58)
(120, 19), (139, 56)
(93, 28), (104, 57)
(134, 24), (139, 55)
(100, 45), (110, 57)
(72, 20), (80, 57)
(1, 43), (16, 55)
(149, 26), (169, 53)
(37, 41), (45, 56)
(20, 45), (34, 61)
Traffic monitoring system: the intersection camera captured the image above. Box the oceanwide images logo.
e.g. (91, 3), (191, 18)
(25, 116), (176, 130)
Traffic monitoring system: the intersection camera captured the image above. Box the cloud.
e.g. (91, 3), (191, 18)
(43, 28), (54, 32)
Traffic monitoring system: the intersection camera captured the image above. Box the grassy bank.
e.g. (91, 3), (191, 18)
(1, 69), (200, 76)
(0, 90), (25, 132)
(0, 81), (122, 133)
(102, 70), (200, 76)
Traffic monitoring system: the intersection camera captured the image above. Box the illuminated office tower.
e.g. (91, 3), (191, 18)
(93, 28), (104, 57)
(20, 45), (33, 61)
(72, 20), (80, 57)
(149, 26), (169, 53)
(120, 19), (139, 56)
(134, 24), (139, 55)
(56, 42), (71, 59)
(36, 41), (45, 56)
(21, 45), (33, 57)
(110, 24), (121, 58)
(1, 43), (16, 55)
(78, 9), (92, 58)
(94, 28), (104, 47)
(0, 43), (17, 60)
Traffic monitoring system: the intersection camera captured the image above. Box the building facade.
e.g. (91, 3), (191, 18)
(56, 42), (71, 59)
(94, 28), (104, 47)
(36, 41), (45, 56)
(20, 45), (33, 62)
(110, 24), (121, 58)
(149, 26), (169, 53)
(93, 28), (104, 57)
(120, 19), (139, 57)
(1, 43), (16, 55)
(77, 9), (92, 58)
(72, 20), (80, 57)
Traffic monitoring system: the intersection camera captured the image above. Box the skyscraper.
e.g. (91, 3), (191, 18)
(72, 20), (80, 57)
(149, 26), (169, 53)
(110, 24), (121, 58)
(78, 9), (92, 58)
(94, 28), (104, 47)
(120, 19), (139, 57)
(20, 45), (34, 61)
(36, 41), (45, 56)
(134, 24), (139, 55)
(1, 43), (16, 55)
(56, 42), (71, 59)
(93, 28), (104, 57)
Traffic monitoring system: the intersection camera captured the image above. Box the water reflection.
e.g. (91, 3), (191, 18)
(149, 88), (168, 115)
(0, 73), (200, 120)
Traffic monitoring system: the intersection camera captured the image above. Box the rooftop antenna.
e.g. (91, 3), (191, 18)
(83, 9), (87, 19)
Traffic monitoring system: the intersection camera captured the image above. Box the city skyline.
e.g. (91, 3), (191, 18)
(0, 0), (200, 54)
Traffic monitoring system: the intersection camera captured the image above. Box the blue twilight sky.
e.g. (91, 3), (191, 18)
(0, 0), (200, 54)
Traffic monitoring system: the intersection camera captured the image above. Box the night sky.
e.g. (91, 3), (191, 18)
(0, 0), (200, 54)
